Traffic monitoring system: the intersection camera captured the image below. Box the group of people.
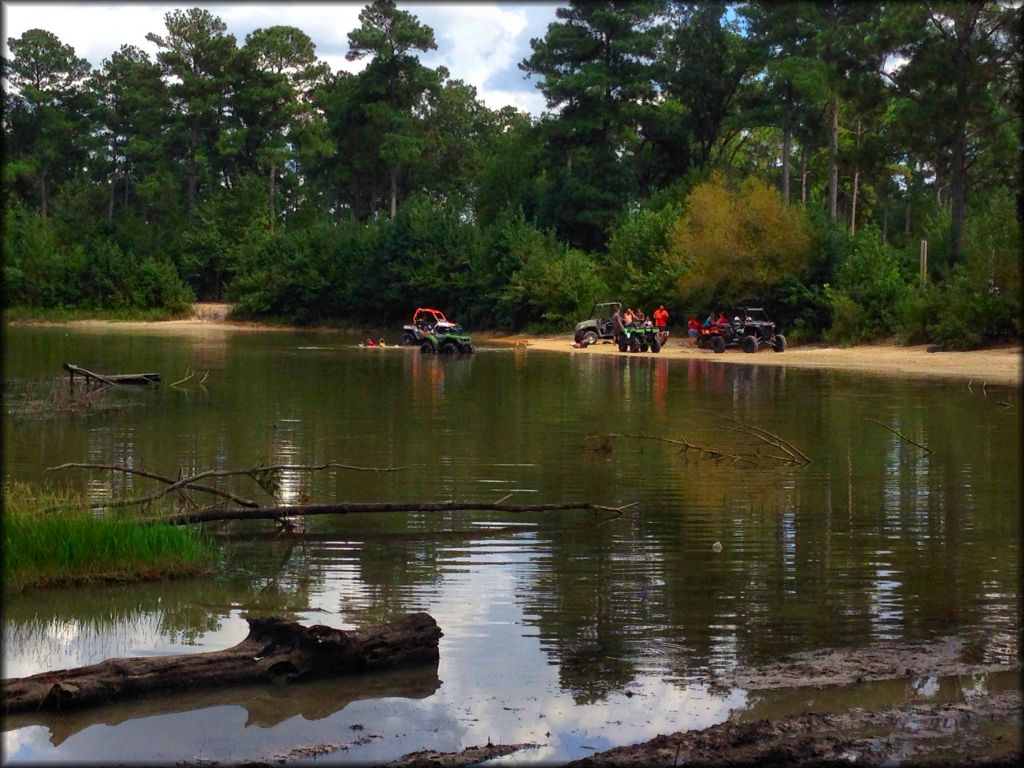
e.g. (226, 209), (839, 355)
(685, 312), (737, 346)
(611, 304), (671, 345)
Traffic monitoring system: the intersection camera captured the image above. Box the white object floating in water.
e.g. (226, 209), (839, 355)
(711, 541), (723, 553)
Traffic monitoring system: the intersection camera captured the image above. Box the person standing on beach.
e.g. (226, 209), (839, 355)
(653, 304), (669, 345)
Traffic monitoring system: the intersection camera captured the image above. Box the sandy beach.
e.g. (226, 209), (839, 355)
(511, 334), (1021, 386)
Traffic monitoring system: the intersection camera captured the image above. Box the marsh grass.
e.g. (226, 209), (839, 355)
(3, 482), (216, 593)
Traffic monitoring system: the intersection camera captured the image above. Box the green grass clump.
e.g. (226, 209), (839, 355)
(3, 482), (215, 593)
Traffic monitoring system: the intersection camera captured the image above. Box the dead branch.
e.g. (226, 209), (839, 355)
(865, 418), (932, 455)
(170, 368), (195, 387)
(715, 416), (812, 464)
(46, 462), (260, 508)
(585, 433), (756, 465)
(160, 500), (638, 526)
(48, 461), (406, 511)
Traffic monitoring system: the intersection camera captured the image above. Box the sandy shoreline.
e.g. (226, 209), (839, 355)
(11, 308), (1020, 386)
(515, 334), (1021, 386)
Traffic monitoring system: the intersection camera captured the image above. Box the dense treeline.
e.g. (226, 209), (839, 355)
(3, 1), (1020, 346)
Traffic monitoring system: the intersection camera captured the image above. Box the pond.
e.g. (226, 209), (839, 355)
(2, 325), (1019, 764)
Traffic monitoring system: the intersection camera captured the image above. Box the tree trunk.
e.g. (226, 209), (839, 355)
(827, 94), (839, 222)
(269, 160), (276, 234)
(882, 197), (888, 244)
(800, 144), (808, 206)
(850, 167), (860, 235)
(40, 169), (49, 218)
(781, 120), (792, 205)
(108, 175), (116, 223)
(2, 613), (441, 714)
(389, 164), (398, 220)
(187, 122), (199, 223)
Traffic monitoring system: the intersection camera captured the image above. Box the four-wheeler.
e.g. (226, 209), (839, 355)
(697, 307), (786, 353)
(574, 302), (622, 346)
(617, 320), (662, 353)
(420, 321), (474, 354)
(401, 307), (449, 346)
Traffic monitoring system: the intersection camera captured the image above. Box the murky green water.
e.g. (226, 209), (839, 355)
(2, 325), (1019, 764)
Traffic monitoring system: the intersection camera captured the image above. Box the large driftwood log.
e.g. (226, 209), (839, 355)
(2, 612), (441, 714)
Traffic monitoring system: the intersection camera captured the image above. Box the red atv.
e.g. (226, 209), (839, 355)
(401, 308), (449, 346)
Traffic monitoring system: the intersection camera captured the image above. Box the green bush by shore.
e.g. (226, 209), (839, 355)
(3, 482), (216, 593)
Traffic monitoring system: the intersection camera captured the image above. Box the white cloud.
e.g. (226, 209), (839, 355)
(0, 2), (556, 114)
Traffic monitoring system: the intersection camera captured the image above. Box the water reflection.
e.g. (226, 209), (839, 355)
(2, 327), (1019, 763)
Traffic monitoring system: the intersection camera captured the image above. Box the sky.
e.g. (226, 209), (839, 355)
(0, 1), (562, 115)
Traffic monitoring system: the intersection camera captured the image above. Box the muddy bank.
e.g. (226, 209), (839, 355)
(566, 690), (1021, 766)
(172, 637), (1020, 766)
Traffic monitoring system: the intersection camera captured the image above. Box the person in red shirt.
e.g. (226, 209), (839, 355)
(653, 305), (669, 346)
(687, 315), (700, 346)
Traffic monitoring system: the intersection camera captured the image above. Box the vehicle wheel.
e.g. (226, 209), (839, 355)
(639, 341), (649, 352)
(650, 336), (661, 353)
(696, 336), (707, 349)
(420, 340), (436, 354)
(439, 341), (457, 354)
(401, 331), (418, 346)
(711, 336), (726, 353)
(629, 335), (641, 353)
(464, 343), (474, 353)
(773, 333), (787, 352)
(583, 330), (599, 346)
(742, 335), (758, 353)
(618, 336), (629, 352)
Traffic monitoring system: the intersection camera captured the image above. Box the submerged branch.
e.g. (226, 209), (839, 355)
(47, 461), (406, 511)
(585, 432), (756, 465)
(864, 418), (932, 455)
(46, 462), (260, 508)
(714, 415), (812, 465)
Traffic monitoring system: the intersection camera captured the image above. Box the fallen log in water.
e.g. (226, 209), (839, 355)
(2, 612), (441, 714)
(63, 362), (161, 386)
(162, 499), (637, 525)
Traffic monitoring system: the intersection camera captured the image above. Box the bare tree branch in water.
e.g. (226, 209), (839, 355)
(864, 418), (932, 455)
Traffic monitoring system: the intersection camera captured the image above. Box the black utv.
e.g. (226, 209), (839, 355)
(725, 307), (787, 352)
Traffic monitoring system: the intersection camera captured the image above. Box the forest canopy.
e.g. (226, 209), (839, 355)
(2, 0), (1020, 347)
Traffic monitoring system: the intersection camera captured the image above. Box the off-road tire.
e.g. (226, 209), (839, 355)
(711, 336), (726, 353)
(639, 340), (649, 352)
(618, 335), (629, 352)
(420, 340), (436, 354)
(629, 335), (641, 353)
(582, 330), (599, 346)
(773, 333), (787, 352)
(650, 335), (661, 353)
(402, 330), (418, 346)
(439, 341), (458, 354)
(742, 335), (758, 353)
(696, 336), (707, 349)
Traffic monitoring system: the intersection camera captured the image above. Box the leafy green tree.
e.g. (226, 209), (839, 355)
(520, 0), (662, 250)
(145, 8), (238, 221)
(2, 28), (92, 217)
(89, 45), (171, 224)
(667, 173), (812, 307)
(236, 26), (329, 232)
(346, 0), (439, 219)
(658, 2), (760, 168)
(887, 1), (1020, 264)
